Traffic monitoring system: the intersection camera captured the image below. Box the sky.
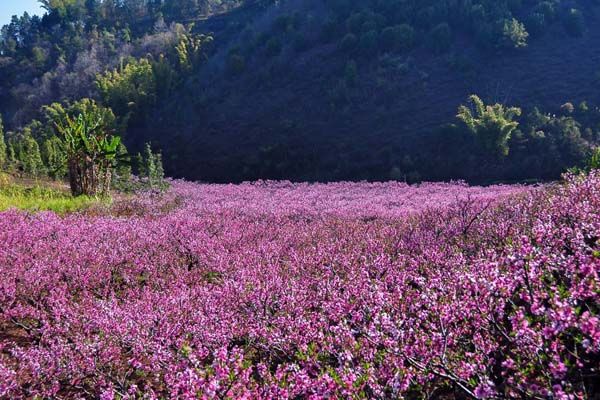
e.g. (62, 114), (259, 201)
(0, 0), (45, 27)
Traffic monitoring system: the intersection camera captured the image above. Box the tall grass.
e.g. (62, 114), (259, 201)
(0, 173), (107, 214)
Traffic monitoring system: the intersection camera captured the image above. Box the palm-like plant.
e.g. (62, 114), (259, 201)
(55, 111), (122, 196)
(96, 134), (122, 195)
(176, 31), (213, 71)
(457, 95), (522, 157)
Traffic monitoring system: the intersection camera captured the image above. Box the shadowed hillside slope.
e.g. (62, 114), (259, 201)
(137, 0), (600, 182)
(1, 0), (600, 183)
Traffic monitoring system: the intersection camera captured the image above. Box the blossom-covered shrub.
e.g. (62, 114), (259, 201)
(0, 174), (598, 399)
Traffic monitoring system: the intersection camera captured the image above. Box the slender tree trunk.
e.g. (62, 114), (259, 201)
(68, 159), (83, 196)
(102, 166), (112, 196)
(82, 160), (100, 197)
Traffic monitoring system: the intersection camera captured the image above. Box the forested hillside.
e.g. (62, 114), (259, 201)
(1, 4), (600, 398)
(1, 0), (600, 183)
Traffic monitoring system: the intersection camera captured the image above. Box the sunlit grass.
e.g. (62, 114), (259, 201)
(0, 173), (109, 214)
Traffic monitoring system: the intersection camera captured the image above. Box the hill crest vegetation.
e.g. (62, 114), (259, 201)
(0, 0), (599, 184)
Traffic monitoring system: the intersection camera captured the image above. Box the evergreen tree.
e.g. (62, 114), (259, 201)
(19, 133), (45, 177)
(154, 152), (165, 183)
(42, 136), (68, 180)
(135, 152), (144, 176)
(143, 142), (156, 181)
(136, 143), (165, 188)
(7, 142), (17, 169)
(175, 32), (214, 72)
(502, 18), (529, 48)
(96, 59), (157, 126)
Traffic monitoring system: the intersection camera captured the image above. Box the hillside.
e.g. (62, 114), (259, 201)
(1, 0), (600, 183)
(159, 0), (600, 183)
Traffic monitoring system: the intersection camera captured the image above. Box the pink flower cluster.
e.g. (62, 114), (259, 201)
(168, 179), (524, 219)
(0, 175), (598, 399)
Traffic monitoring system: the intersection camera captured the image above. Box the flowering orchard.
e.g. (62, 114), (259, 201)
(0, 174), (598, 399)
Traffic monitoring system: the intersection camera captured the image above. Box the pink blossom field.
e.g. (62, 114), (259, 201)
(0, 174), (599, 399)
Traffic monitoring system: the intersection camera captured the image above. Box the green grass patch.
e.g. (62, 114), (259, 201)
(0, 175), (108, 214)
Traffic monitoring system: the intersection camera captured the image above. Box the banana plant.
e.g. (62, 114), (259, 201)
(55, 111), (122, 196)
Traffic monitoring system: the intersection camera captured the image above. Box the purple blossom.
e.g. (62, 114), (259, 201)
(0, 173), (598, 398)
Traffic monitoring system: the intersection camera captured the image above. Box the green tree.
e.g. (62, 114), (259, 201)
(137, 143), (166, 188)
(7, 142), (17, 169)
(155, 152), (164, 183)
(43, 99), (119, 184)
(152, 54), (179, 98)
(44, 99), (118, 134)
(18, 132), (45, 177)
(135, 152), (144, 176)
(54, 110), (122, 196)
(42, 136), (68, 180)
(4, 123), (46, 176)
(457, 95), (522, 156)
(39, 0), (86, 19)
(31, 46), (48, 69)
(502, 18), (529, 48)
(96, 58), (157, 124)
(142, 142), (156, 180)
(175, 31), (213, 71)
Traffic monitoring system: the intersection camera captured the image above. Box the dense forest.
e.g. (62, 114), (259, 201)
(1, 0), (599, 183)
